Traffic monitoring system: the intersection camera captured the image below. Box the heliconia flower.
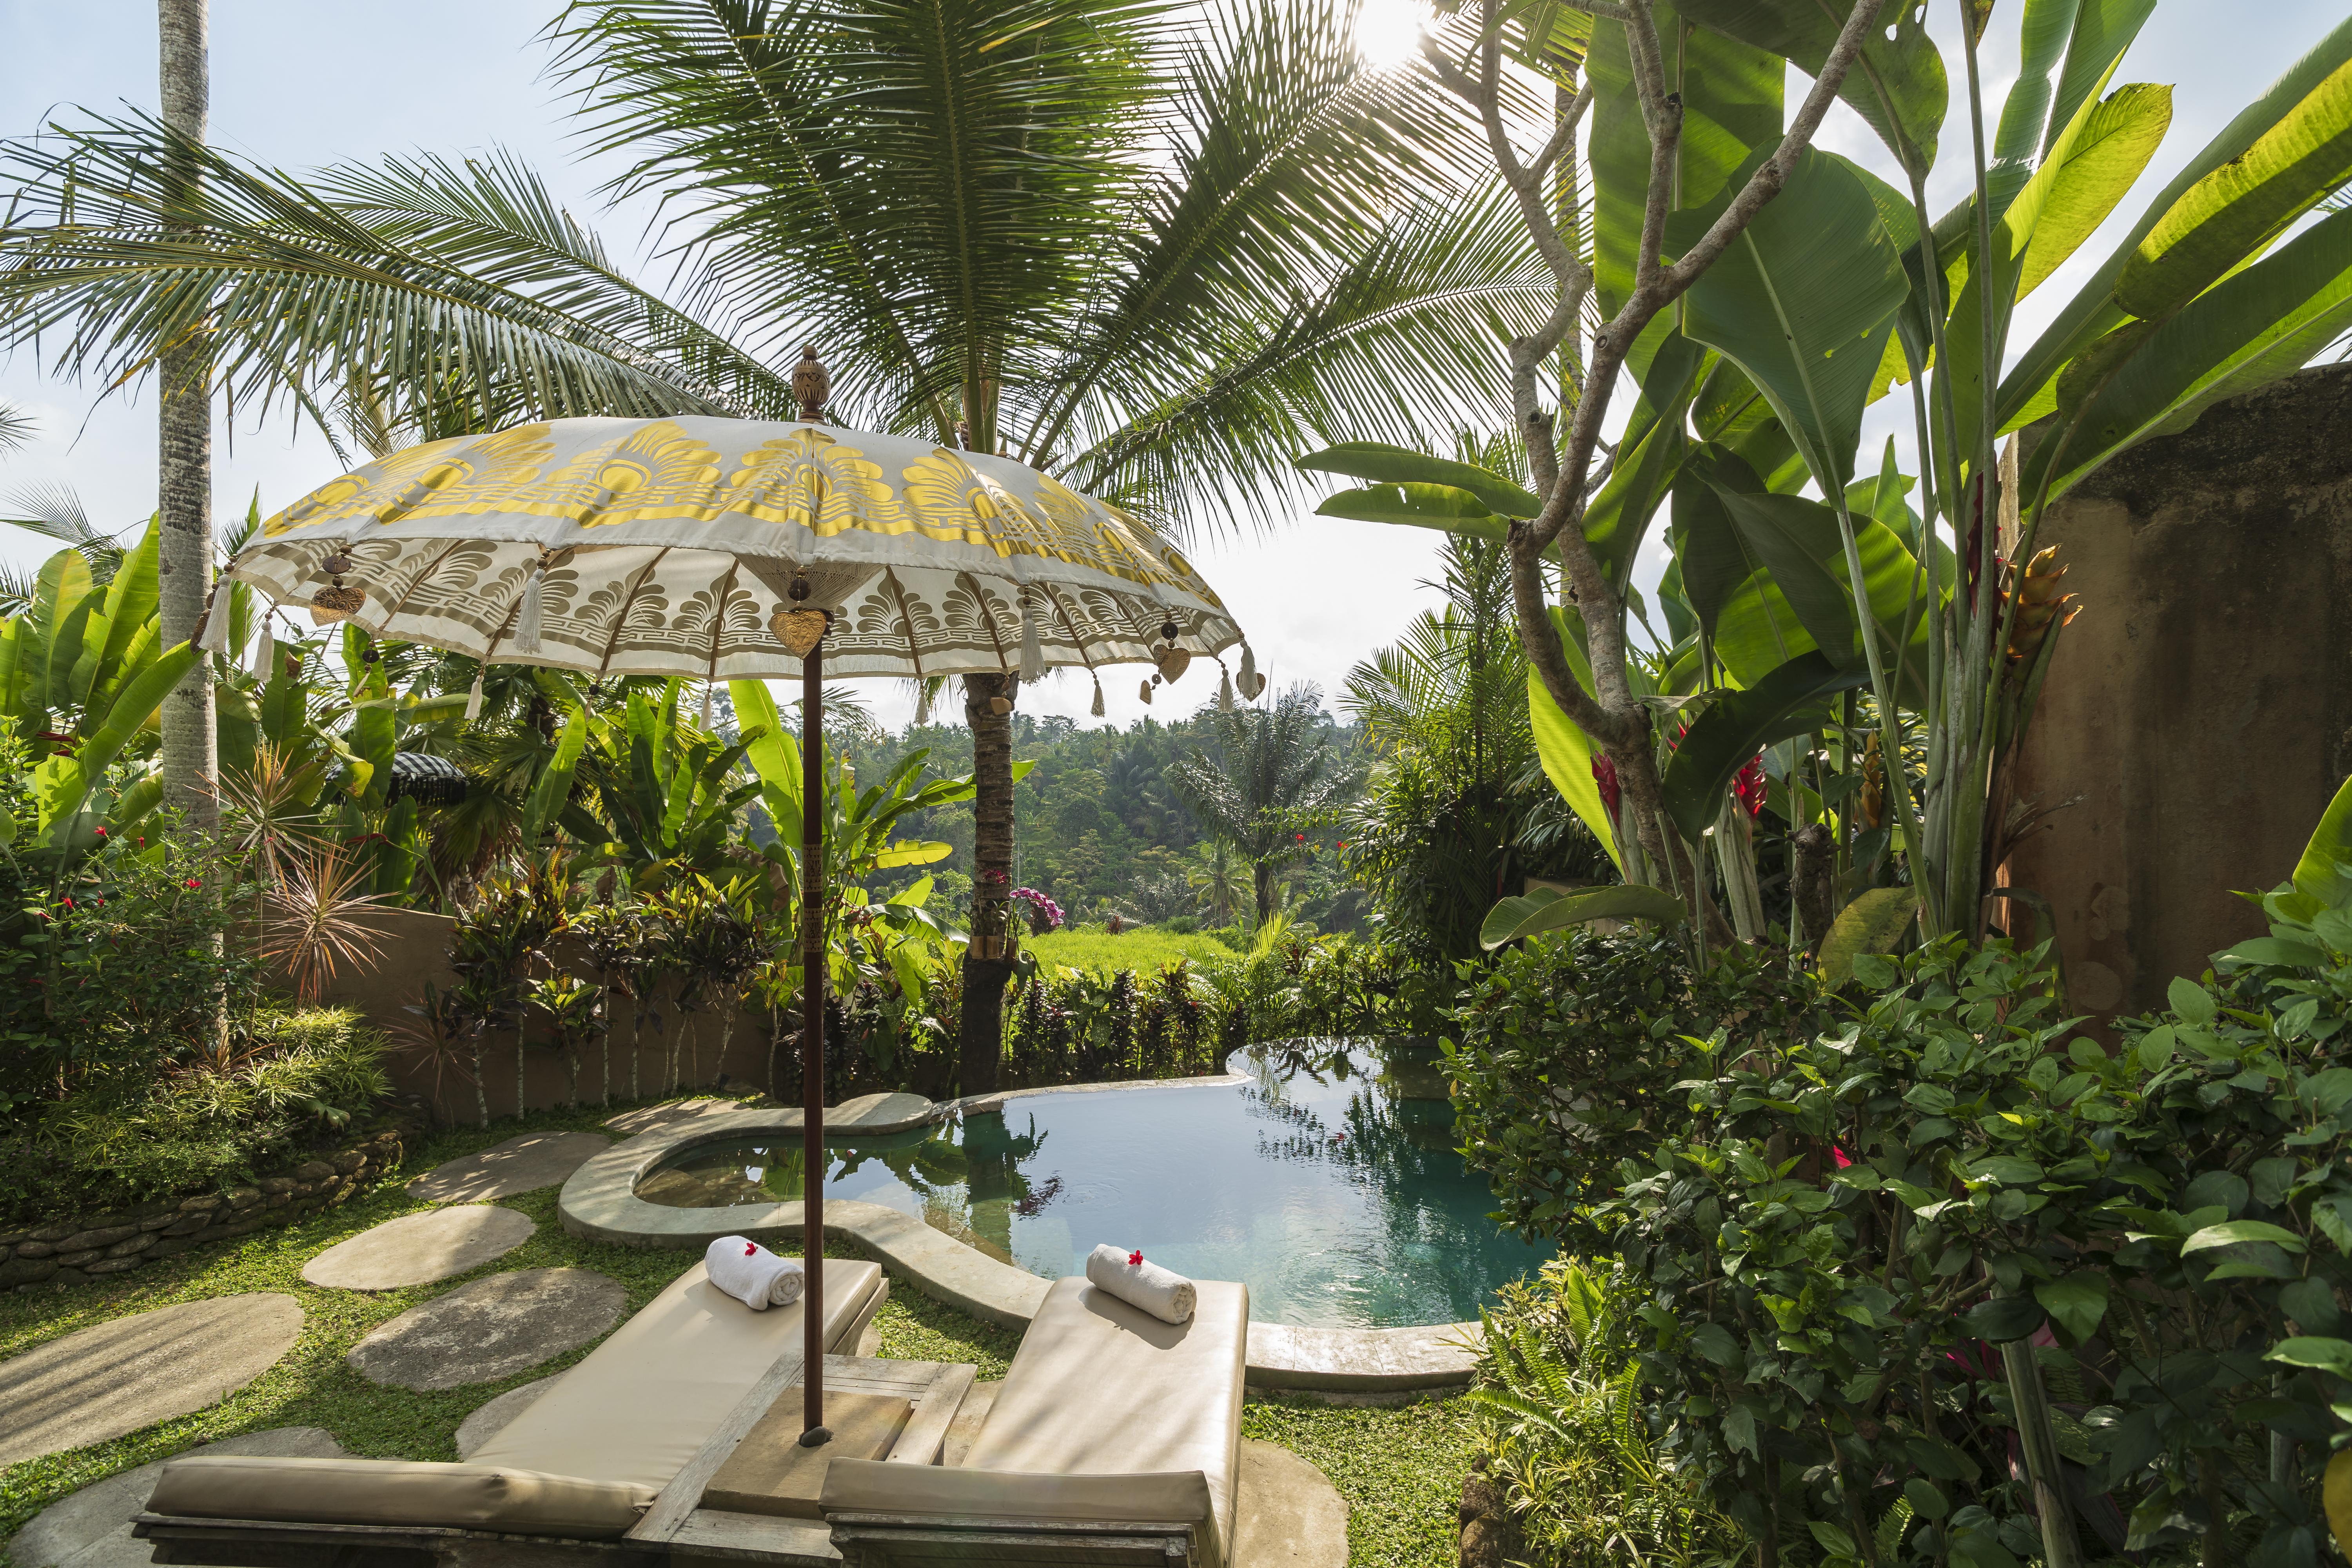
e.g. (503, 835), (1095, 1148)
(1733, 756), (1768, 819)
(1592, 754), (1621, 814)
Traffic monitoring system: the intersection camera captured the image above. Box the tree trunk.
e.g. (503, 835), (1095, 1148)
(1253, 860), (1276, 925)
(158, 0), (217, 831)
(957, 673), (1017, 1096)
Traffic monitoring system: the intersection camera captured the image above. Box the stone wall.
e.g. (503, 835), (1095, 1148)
(287, 907), (782, 1124)
(2005, 362), (2352, 1029)
(0, 1124), (407, 1292)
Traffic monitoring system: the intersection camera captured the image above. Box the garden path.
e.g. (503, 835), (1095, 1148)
(344, 1267), (624, 1390)
(0, 1295), (305, 1468)
(299, 1205), (534, 1290)
(407, 1131), (611, 1203)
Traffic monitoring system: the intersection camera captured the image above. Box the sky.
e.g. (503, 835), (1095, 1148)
(0, 0), (2340, 733)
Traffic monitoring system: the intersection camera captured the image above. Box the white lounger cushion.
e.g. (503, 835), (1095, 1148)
(822, 1461), (1212, 1530)
(147, 1457), (653, 1539)
(472, 1257), (885, 1492)
(955, 1276), (1248, 1561)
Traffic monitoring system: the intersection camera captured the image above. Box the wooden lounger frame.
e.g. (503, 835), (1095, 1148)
(822, 1510), (1209, 1567)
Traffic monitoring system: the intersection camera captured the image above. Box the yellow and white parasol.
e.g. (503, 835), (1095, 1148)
(205, 414), (1261, 712)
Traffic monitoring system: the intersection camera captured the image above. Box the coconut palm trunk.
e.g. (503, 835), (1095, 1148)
(156, 0), (217, 831)
(958, 673), (1017, 1096)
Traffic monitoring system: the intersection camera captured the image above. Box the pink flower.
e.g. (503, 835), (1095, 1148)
(1592, 755), (1621, 814)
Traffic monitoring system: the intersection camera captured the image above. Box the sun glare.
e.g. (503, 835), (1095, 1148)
(1355, 0), (1433, 69)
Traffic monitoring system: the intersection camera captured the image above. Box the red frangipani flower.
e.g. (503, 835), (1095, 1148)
(1127, 1250), (1143, 1267)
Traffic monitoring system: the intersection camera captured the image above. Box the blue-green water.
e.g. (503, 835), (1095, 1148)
(634, 1039), (1555, 1329)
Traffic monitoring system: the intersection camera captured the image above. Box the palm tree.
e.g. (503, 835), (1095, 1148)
(0, 0), (1535, 1091)
(156, 0), (216, 829)
(1170, 684), (1354, 924)
(1186, 840), (1245, 927)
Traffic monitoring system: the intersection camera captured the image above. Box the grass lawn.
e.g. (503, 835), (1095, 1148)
(1024, 924), (1239, 976)
(0, 1098), (1472, 1568)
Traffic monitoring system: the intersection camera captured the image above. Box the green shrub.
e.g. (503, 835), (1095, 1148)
(1472, 1258), (1743, 1568)
(1444, 927), (1825, 1254)
(0, 1007), (391, 1220)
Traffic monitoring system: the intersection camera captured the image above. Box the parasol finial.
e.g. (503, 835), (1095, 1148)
(793, 346), (831, 423)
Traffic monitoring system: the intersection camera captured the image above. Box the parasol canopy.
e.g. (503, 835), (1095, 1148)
(213, 415), (1252, 706)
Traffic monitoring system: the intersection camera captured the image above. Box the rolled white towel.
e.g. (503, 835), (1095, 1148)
(1085, 1242), (1196, 1325)
(704, 1235), (806, 1310)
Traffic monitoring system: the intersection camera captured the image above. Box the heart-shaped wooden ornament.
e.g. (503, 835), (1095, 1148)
(1238, 670), (1267, 700)
(769, 608), (829, 657)
(1154, 647), (1192, 683)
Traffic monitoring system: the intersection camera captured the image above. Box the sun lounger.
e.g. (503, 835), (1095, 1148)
(133, 1258), (887, 1568)
(820, 1274), (1249, 1568)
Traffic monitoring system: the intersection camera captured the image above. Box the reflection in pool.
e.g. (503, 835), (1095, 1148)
(633, 1040), (1555, 1328)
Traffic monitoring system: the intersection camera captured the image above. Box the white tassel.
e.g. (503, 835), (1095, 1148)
(465, 669), (486, 722)
(196, 592), (232, 653)
(1089, 677), (1105, 719)
(1219, 664), (1234, 712)
(699, 683), (714, 728)
(1018, 591), (1046, 682)
(514, 557), (546, 654)
(249, 619), (276, 682)
(915, 683), (933, 727)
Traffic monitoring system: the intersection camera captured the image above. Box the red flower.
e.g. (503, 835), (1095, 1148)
(1733, 756), (1768, 819)
(183, 878), (201, 890)
(60, 897), (73, 910)
(1127, 1250), (1143, 1267)
(744, 1241), (758, 1256)
(93, 826), (107, 838)
(1294, 833), (1305, 842)
(1592, 754), (1621, 814)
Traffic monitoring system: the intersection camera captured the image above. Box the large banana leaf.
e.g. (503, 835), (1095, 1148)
(1712, 509), (1935, 704)
(1312, 483), (1509, 540)
(1587, 7), (1784, 321)
(2027, 202), (2352, 500)
(1660, 651), (1871, 845)
(89, 521), (162, 712)
(1581, 390), (1693, 588)
(1670, 452), (1769, 637)
(1481, 883), (1686, 949)
(1527, 666), (1620, 875)
(1676, 0), (1947, 179)
(1947, 79), (2174, 466)
(1672, 149), (1909, 492)
(2001, 15), (2352, 428)
(35, 641), (201, 844)
(522, 701), (590, 851)
(2118, 54), (2352, 321)
(1293, 443), (1539, 517)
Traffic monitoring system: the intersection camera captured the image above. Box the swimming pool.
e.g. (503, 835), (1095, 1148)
(633, 1039), (1555, 1330)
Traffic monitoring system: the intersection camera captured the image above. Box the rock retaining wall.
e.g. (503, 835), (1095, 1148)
(0, 1124), (408, 1292)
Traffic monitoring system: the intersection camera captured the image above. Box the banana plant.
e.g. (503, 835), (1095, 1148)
(560, 680), (760, 887)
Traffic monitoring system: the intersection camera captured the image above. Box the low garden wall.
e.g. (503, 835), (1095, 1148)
(0, 1121), (410, 1292)
(292, 907), (780, 1125)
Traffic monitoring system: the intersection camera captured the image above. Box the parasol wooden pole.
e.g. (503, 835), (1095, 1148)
(799, 636), (830, 1446)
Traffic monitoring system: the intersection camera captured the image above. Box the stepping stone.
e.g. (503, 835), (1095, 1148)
(831, 1092), (933, 1132)
(301, 1205), (535, 1291)
(455, 1373), (563, 1459)
(408, 1131), (611, 1203)
(7, 1427), (345, 1568)
(1233, 1438), (1349, 1567)
(346, 1267), (624, 1390)
(0, 1295), (305, 1468)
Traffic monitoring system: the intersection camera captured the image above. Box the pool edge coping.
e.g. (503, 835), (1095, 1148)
(557, 1084), (1483, 1393)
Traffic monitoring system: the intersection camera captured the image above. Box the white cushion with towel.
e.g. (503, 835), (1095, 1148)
(831, 1273), (1248, 1568)
(1084, 1241), (1197, 1323)
(704, 1233), (806, 1309)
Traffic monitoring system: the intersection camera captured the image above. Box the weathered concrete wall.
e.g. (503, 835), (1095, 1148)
(282, 907), (782, 1125)
(2006, 363), (2352, 1027)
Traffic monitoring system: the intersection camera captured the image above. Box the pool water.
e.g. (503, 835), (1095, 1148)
(633, 1039), (1555, 1329)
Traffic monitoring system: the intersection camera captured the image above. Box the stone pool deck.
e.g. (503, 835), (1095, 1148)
(559, 1083), (1484, 1394)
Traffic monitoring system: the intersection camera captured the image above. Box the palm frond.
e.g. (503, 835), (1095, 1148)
(0, 403), (32, 454)
(0, 115), (791, 435)
(1057, 184), (1548, 532)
